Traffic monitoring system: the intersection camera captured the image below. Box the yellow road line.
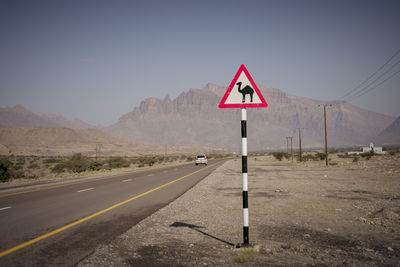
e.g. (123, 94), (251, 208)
(0, 162), (220, 257)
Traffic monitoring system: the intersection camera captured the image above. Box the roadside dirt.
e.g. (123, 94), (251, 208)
(79, 153), (400, 266)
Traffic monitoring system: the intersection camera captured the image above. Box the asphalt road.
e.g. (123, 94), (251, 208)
(0, 159), (226, 266)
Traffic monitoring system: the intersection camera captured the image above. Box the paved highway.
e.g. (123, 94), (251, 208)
(0, 159), (226, 266)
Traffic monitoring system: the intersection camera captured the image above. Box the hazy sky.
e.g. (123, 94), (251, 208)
(1, 0), (399, 126)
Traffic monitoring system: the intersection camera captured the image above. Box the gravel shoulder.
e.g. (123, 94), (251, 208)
(79, 154), (400, 266)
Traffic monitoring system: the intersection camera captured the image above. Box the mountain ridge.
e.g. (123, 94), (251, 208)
(0, 104), (93, 129)
(1, 84), (397, 152)
(106, 83), (395, 150)
(374, 116), (400, 145)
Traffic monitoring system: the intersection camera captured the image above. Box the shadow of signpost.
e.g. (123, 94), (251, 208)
(170, 222), (235, 247)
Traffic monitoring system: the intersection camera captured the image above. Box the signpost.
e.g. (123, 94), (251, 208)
(219, 64), (268, 247)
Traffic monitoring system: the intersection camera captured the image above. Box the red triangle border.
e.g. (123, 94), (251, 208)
(218, 64), (268, 108)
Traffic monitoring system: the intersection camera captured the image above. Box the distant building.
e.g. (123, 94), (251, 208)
(348, 142), (385, 155)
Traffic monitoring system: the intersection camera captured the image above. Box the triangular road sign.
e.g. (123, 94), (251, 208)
(219, 64), (268, 108)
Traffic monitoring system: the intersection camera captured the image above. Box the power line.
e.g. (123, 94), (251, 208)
(347, 68), (400, 101)
(346, 58), (400, 101)
(338, 48), (400, 101)
(339, 48), (400, 100)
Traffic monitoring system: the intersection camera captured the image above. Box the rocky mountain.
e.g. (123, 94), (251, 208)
(374, 116), (400, 145)
(106, 83), (396, 151)
(0, 104), (92, 129)
(0, 126), (220, 156)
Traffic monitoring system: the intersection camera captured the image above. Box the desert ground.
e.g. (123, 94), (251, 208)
(79, 152), (400, 266)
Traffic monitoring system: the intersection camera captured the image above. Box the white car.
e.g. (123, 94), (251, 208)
(195, 154), (208, 165)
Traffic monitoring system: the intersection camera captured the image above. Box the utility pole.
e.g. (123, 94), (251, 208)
(324, 105), (328, 166)
(286, 137), (290, 160)
(286, 136), (293, 161)
(298, 128), (302, 162)
(95, 144), (102, 161)
(290, 136), (293, 162)
(319, 104), (332, 166)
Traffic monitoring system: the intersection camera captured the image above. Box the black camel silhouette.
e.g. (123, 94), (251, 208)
(236, 82), (254, 103)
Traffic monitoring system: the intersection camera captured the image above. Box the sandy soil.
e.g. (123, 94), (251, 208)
(79, 153), (400, 266)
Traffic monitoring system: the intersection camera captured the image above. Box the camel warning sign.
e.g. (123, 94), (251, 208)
(219, 64), (268, 108)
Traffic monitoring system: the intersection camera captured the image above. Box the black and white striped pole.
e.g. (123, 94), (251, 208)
(241, 108), (250, 246)
(218, 64), (268, 248)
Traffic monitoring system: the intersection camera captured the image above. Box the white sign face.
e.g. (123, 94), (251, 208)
(219, 64), (268, 109)
(224, 71), (263, 104)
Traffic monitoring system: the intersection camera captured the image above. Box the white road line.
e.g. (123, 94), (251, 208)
(122, 179), (132, 182)
(147, 174), (154, 176)
(77, 188), (94, 193)
(0, 206), (11, 211)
